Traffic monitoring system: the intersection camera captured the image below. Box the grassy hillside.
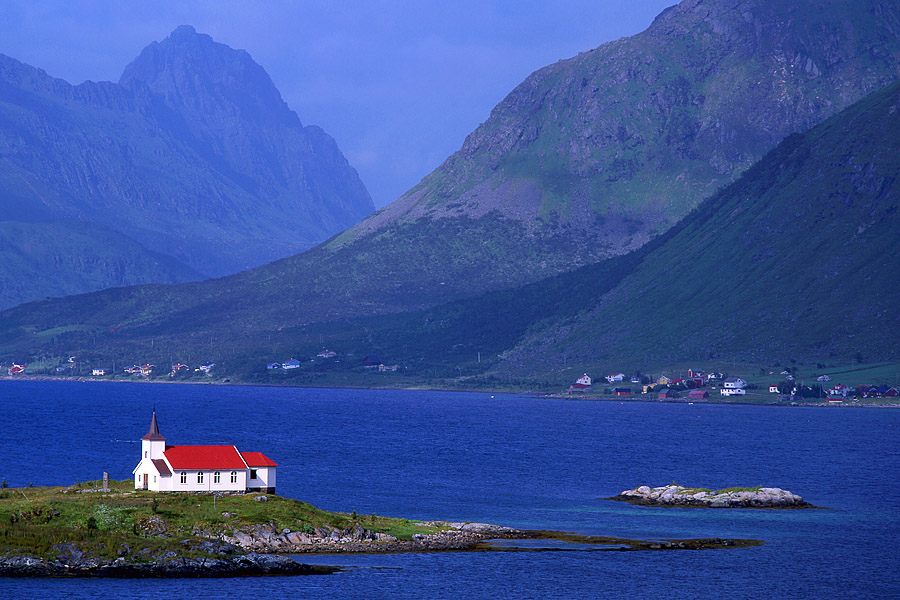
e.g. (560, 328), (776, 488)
(0, 220), (202, 310)
(496, 78), (900, 375)
(0, 480), (435, 561)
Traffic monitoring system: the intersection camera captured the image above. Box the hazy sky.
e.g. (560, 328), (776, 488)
(0, 1), (675, 208)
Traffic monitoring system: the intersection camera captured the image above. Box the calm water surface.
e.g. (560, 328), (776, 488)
(1, 381), (897, 598)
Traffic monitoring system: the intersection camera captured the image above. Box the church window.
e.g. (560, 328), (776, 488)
(230, 471), (237, 483)
(144, 451), (147, 458)
(180, 472), (187, 484)
(214, 471), (220, 484)
(197, 472), (204, 484)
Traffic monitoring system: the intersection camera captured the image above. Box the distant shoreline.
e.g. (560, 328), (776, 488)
(1, 375), (898, 408)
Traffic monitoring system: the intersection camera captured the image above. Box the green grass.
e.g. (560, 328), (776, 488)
(0, 480), (440, 561)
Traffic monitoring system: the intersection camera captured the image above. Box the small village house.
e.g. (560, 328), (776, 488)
(281, 359), (301, 370)
(133, 411), (277, 493)
(720, 378), (747, 396)
(170, 363), (189, 376)
(688, 390), (710, 400)
(769, 384), (779, 393)
(605, 373), (625, 383)
(613, 387), (632, 396)
(658, 389), (678, 399)
(827, 384), (849, 397)
(92, 368), (106, 376)
(569, 373), (592, 394)
(317, 350), (337, 359)
(723, 377), (747, 389)
(8, 364), (25, 375)
(657, 375), (672, 385)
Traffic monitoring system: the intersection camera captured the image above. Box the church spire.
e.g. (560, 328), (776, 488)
(141, 410), (166, 441)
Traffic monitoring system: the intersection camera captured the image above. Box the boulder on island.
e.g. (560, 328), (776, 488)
(610, 484), (817, 508)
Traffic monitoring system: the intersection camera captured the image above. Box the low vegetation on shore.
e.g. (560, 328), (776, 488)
(0, 479), (438, 563)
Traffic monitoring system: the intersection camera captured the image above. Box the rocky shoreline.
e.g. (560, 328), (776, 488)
(0, 522), (521, 578)
(0, 550), (338, 578)
(610, 485), (816, 508)
(219, 520), (520, 554)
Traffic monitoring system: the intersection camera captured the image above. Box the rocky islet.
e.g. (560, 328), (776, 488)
(611, 485), (816, 508)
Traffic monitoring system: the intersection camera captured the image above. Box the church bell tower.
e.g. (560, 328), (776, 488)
(141, 410), (166, 461)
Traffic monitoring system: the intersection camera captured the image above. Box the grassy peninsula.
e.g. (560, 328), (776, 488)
(0, 479), (440, 566)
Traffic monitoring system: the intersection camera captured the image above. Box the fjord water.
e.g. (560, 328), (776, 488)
(1, 381), (897, 599)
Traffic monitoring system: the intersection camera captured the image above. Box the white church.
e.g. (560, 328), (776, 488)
(133, 411), (277, 493)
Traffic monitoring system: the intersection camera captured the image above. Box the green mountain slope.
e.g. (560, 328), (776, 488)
(329, 0), (900, 285)
(494, 78), (900, 374)
(272, 77), (900, 382)
(0, 221), (202, 310)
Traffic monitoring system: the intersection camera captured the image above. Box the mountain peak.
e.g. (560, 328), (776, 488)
(169, 24), (200, 39)
(119, 26), (299, 127)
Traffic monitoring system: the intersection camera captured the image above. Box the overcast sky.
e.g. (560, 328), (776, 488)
(0, 1), (675, 208)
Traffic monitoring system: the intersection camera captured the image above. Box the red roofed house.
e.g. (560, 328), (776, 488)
(133, 411), (277, 493)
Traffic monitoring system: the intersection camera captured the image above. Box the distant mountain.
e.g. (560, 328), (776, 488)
(1, 1), (899, 369)
(0, 25), (373, 306)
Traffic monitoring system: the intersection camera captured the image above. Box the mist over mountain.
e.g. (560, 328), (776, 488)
(0, 25), (373, 308)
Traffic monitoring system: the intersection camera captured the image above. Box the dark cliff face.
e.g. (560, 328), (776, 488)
(0, 26), (374, 308)
(345, 0), (900, 266)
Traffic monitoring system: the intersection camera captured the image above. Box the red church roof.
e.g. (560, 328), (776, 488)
(164, 445), (247, 470)
(241, 452), (278, 467)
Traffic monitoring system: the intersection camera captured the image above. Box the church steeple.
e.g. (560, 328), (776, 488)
(142, 410), (166, 442)
(141, 410), (167, 461)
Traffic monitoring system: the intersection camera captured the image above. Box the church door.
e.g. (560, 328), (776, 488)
(142, 474), (148, 490)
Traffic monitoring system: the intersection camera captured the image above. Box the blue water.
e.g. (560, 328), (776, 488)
(1, 381), (898, 598)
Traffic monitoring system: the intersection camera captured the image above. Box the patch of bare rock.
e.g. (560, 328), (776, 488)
(220, 521), (521, 554)
(610, 485), (818, 508)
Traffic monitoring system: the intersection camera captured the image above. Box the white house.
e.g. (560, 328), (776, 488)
(576, 373), (592, 386)
(133, 411), (277, 493)
(605, 373), (625, 383)
(723, 377), (747, 389)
